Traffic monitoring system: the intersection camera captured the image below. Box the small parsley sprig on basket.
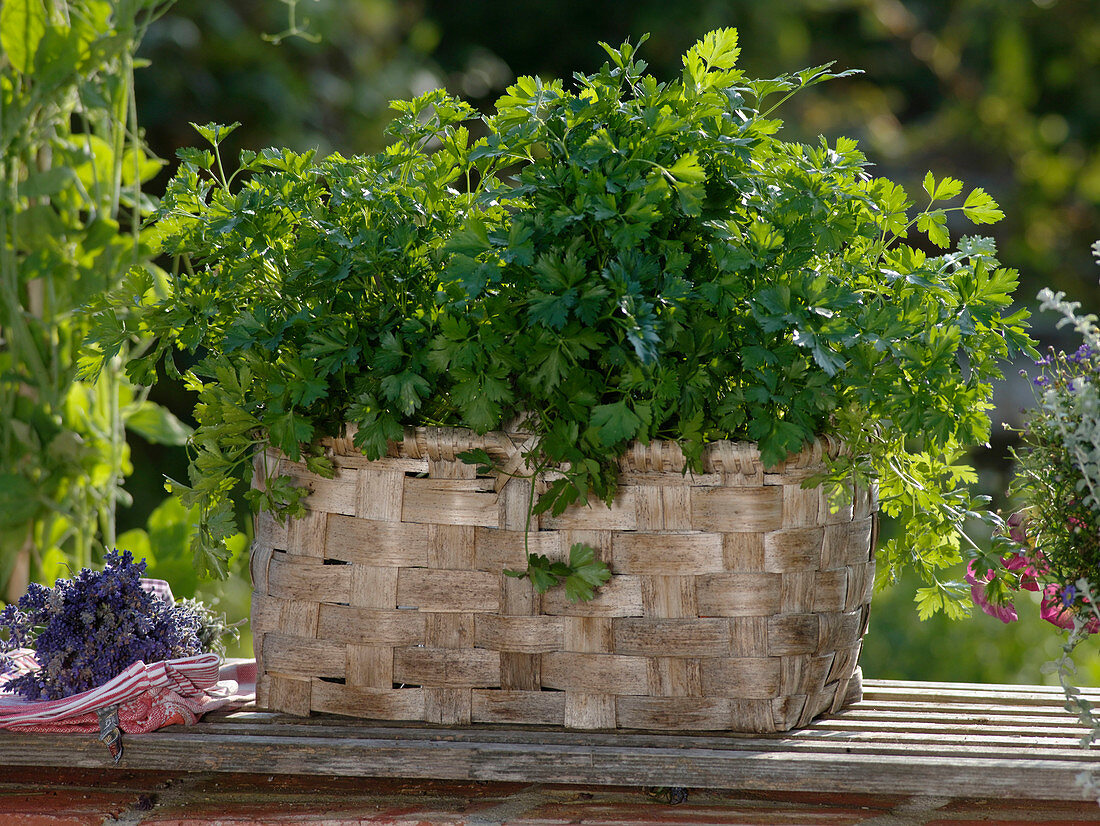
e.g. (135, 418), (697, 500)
(0, 550), (217, 701)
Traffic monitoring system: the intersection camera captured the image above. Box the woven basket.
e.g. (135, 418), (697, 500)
(250, 427), (877, 732)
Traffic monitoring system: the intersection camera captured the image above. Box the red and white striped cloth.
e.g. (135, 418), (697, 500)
(0, 651), (256, 734)
(0, 577), (255, 737)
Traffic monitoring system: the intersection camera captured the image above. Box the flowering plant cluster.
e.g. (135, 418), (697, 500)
(0, 550), (210, 701)
(968, 511), (1099, 633)
(970, 247), (1100, 635)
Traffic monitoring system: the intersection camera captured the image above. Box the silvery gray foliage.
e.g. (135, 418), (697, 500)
(1036, 290), (1100, 517)
(1039, 287), (1100, 353)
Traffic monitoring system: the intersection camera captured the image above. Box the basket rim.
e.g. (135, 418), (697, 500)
(317, 425), (848, 476)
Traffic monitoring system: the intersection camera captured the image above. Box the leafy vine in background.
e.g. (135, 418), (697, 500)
(262, 0), (321, 46)
(0, 0), (193, 600)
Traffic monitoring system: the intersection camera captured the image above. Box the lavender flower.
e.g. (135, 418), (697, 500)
(1072, 344), (1094, 364)
(0, 550), (208, 701)
(1062, 583), (1079, 608)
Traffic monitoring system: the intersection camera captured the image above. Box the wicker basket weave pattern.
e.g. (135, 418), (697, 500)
(250, 427), (877, 732)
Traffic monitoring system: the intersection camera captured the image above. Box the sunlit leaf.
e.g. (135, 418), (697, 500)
(0, 0), (46, 74)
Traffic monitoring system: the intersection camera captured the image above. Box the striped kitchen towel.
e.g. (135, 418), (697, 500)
(0, 651), (256, 734)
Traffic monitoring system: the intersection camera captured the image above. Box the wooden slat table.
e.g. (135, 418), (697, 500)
(1, 679), (1098, 804)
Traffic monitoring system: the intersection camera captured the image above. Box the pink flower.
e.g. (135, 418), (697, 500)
(1002, 553), (1043, 592)
(966, 560), (1018, 623)
(1006, 511), (1029, 545)
(1040, 583), (1100, 634)
(1039, 584), (1074, 629)
(1001, 512), (1045, 591)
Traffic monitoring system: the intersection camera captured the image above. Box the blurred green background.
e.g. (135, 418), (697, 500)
(6, 0), (1100, 682)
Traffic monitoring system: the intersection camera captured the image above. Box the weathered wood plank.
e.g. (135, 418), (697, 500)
(0, 727), (1092, 801)
(15, 702), (1082, 742)
(863, 680), (1100, 704)
(145, 713), (1093, 755)
(823, 707), (1093, 729)
(0, 678), (1096, 803)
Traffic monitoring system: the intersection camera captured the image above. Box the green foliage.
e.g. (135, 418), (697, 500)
(461, 34), (1035, 609)
(131, 0), (1100, 323)
(96, 32), (1034, 614)
(506, 543), (613, 604)
(0, 0), (180, 597)
(93, 87), (495, 577)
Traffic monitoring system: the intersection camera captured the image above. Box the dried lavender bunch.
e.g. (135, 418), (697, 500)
(177, 597), (242, 657)
(0, 550), (206, 700)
